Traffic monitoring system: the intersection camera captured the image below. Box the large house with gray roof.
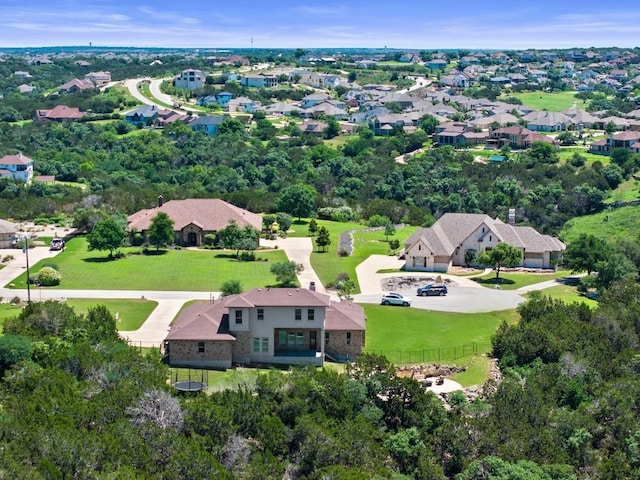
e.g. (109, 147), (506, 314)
(164, 287), (366, 368)
(403, 213), (565, 272)
(127, 197), (262, 247)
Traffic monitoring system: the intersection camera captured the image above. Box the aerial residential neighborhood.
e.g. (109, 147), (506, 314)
(1, 3), (640, 474)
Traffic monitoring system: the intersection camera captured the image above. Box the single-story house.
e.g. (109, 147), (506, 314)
(125, 105), (167, 127)
(35, 105), (85, 122)
(188, 115), (228, 136)
(59, 78), (94, 93)
(163, 287), (366, 368)
(0, 219), (17, 249)
(403, 213), (565, 272)
(127, 197), (263, 247)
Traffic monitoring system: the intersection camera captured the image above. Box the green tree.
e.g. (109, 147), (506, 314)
(476, 242), (523, 279)
(384, 223), (396, 241)
(36, 266), (61, 286)
(147, 212), (174, 251)
(0, 334), (32, 376)
(276, 184), (317, 221)
(308, 218), (318, 237)
(216, 221), (258, 258)
(221, 280), (243, 297)
(420, 114), (439, 134)
(563, 234), (612, 275)
(270, 261), (303, 286)
(315, 226), (331, 252)
(336, 276), (357, 301)
(594, 252), (637, 290)
(86, 216), (126, 258)
(323, 118), (341, 139)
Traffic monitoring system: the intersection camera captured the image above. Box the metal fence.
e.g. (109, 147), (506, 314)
(366, 342), (492, 364)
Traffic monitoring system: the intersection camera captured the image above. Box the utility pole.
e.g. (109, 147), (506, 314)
(23, 236), (31, 304)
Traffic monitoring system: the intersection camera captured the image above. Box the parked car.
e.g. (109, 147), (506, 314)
(50, 238), (65, 251)
(416, 283), (448, 296)
(381, 292), (412, 306)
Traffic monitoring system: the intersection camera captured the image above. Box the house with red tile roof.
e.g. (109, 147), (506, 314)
(164, 287), (366, 368)
(127, 197), (263, 247)
(35, 105), (86, 122)
(403, 213), (564, 272)
(0, 152), (34, 183)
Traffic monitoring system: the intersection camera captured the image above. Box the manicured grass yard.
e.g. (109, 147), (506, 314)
(605, 177), (639, 204)
(471, 270), (572, 290)
(509, 91), (578, 111)
(288, 219), (418, 292)
(528, 284), (598, 308)
(363, 304), (517, 364)
(561, 205), (640, 244)
(65, 298), (158, 331)
(7, 237), (290, 291)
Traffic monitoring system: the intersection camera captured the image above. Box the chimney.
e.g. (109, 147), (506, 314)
(309, 281), (316, 291)
(508, 208), (516, 225)
(158, 195), (163, 207)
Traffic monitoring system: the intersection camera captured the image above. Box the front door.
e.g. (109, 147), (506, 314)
(188, 232), (197, 246)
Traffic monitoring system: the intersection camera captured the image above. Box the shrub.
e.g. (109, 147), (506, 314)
(238, 251), (256, 262)
(221, 280), (243, 297)
(337, 248), (349, 257)
(317, 206), (355, 223)
(389, 239), (400, 250)
(37, 266), (61, 286)
(2, 255), (14, 263)
(367, 214), (391, 227)
(203, 233), (217, 246)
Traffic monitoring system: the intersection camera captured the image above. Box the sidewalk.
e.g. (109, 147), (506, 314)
(261, 237), (327, 294)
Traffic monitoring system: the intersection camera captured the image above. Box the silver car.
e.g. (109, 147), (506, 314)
(381, 292), (412, 306)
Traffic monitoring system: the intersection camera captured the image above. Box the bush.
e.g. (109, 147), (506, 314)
(36, 266), (61, 286)
(238, 251), (256, 262)
(221, 280), (242, 297)
(275, 212), (293, 233)
(337, 248), (349, 257)
(317, 206), (355, 222)
(203, 233), (217, 246)
(367, 214), (391, 227)
(2, 255), (14, 263)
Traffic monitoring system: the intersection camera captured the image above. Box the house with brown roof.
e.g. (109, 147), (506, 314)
(490, 126), (557, 149)
(59, 78), (95, 93)
(589, 131), (640, 155)
(0, 219), (18, 249)
(403, 213), (564, 272)
(35, 105), (85, 122)
(164, 287), (366, 368)
(127, 197), (263, 247)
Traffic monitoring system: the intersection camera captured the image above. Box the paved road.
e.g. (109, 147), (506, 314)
(123, 78), (156, 107)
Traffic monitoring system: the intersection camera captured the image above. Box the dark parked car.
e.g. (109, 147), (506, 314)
(416, 283), (448, 296)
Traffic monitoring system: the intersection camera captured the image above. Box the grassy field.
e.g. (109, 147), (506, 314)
(287, 219), (418, 292)
(363, 304), (517, 363)
(0, 303), (23, 333)
(471, 270), (571, 290)
(7, 237), (290, 291)
(557, 147), (607, 166)
(451, 356), (493, 387)
(560, 205), (640, 244)
(509, 91), (578, 111)
(65, 298), (158, 331)
(605, 177), (640, 204)
(527, 284), (598, 308)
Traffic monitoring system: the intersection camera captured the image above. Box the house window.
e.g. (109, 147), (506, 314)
(198, 342), (205, 353)
(418, 245), (421, 251)
(308, 309), (315, 321)
(261, 337), (269, 353)
(257, 308), (264, 321)
(253, 337), (260, 353)
(296, 333), (304, 346)
(346, 332), (352, 345)
(279, 330), (287, 346)
(235, 310), (243, 324)
(295, 309), (302, 321)
(325, 332), (330, 345)
(482, 227), (485, 233)
(489, 235), (492, 242)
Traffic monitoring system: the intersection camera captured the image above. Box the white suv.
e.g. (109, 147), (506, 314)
(381, 292), (412, 306)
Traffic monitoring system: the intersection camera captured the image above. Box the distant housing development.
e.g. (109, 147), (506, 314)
(404, 213), (565, 272)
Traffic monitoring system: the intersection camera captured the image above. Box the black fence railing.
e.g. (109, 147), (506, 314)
(365, 342), (491, 365)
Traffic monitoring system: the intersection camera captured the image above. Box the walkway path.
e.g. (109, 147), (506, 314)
(261, 237), (327, 294)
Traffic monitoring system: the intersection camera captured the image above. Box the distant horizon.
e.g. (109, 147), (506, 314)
(0, 1), (639, 50)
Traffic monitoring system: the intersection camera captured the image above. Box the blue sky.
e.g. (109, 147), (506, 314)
(1, 0), (639, 50)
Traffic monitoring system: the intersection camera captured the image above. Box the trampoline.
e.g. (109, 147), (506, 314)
(171, 368), (208, 393)
(173, 380), (207, 392)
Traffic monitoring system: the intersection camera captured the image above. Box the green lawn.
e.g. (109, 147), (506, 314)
(452, 356), (493, 387)
(471, 270), (572, 290)
(605, 177), (640, 204)
(557, 147), (607, 166)
(139, 82), (174, 109)
(527, 284), (598, 308)
(287, 220), (418, 292)
(508, 91), (578, 111)
(65, 298), (158, 331)
(363, 304), (517, 364)
(560, 205), (640, 244)
(7, 237), (290, 291)
(0, 303), (24, 333)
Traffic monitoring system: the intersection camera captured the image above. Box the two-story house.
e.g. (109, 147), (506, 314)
(241, 73), (278, 88)
(0, 153), (34, 183)
(163, 288), (366, 368)
(174, 69), (206, 90)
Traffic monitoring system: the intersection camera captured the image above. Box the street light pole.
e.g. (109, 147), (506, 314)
(23, 236), (31, 304)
